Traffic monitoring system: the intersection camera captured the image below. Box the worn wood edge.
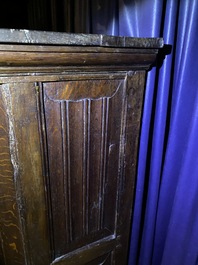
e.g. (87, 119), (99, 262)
(0, 29), (164, 48)
(115, 71), (147, 263)
(0, 68), (133, 77)
(0, 51), (157, 68)
(51, 235), (116, 265)
(0, 44), (159, 55)
(0, 65), (151, 78)
(0, 70), (145, 84)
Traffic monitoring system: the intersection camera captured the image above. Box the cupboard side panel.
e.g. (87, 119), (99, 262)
(115, 71), (146, 264)
(0, 85), (26, 265)
(7, 83), (51, 264)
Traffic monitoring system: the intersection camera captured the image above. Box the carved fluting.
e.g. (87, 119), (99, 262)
(41, 79), (124, 258)
(68, 100), (84, 241)
(83, 99), (90, 236)
(60, 101), (71, 243)
(99, 97), (109, 231)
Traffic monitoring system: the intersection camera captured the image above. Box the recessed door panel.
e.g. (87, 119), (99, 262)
(40, 78), (126, 263)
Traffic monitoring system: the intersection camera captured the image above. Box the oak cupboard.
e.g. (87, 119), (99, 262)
(0, 29), (163, 265)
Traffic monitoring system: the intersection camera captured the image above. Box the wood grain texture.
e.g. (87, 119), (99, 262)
(1, 83), (51, 265)
(0, 85), (25, 265)
(0, 50), (156, 68)
(44, 80), (120, 101)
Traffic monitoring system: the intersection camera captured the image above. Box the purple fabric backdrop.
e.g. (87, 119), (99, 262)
(90, 0), (198, 264)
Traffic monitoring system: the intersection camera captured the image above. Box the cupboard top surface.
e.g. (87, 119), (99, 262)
(0, 28), (163, 48)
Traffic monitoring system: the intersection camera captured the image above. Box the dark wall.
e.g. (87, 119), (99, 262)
(0, 0), (85, 33)
(0, 0), (29, 29)
(0, 0), (59, 31)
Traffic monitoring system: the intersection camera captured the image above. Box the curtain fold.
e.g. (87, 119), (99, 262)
(153, 1), (198, 264)
(69, 1), (198, 264)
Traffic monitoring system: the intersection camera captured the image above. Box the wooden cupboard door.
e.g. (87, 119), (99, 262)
(0, 71), (145, 265)
(39, 72), (145, 265)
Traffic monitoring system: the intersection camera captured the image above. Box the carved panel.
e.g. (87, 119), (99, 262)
(39, 78), (126, 261)
(0, 71), (146, 265)
(0, 71), (147, 264)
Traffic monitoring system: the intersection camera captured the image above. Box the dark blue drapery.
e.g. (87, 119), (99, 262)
(90, 0), (198, 264)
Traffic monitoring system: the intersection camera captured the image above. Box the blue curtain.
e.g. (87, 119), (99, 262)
(90, 0), (198, 264)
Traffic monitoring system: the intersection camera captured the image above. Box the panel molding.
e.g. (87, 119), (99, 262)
(38, 76), (127, 260)
(43, 79), (123, 102)
(51, 235), (116, 265)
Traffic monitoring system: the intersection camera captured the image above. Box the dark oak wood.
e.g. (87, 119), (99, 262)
(0, 30), (163, 265)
